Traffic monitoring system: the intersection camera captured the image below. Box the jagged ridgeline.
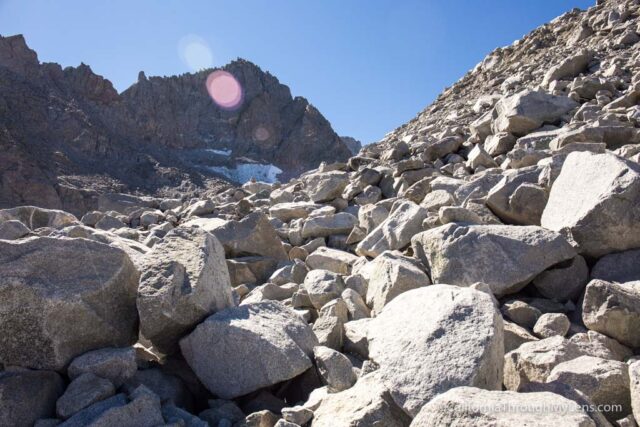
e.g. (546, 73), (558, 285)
(0, 35), (358, 216)
(2, 0), (640, 426)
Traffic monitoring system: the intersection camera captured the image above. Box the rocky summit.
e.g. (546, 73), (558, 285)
(0, 34), (357, 217)
(3, 0), (640, 426)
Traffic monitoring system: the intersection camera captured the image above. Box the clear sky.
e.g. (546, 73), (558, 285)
(0, 0), (593, 144)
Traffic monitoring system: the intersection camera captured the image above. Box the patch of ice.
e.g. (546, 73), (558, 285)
(208, 163), (282, 183)
(205, 148), (232, 157)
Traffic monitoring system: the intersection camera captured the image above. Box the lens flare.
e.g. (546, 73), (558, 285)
(178, 34), (213, 71)
(253, 126), (270, 141)
(206, 70), (243, 110)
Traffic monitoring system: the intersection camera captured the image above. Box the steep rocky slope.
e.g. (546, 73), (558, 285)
(3, 0), (640, 426)
(0, 35), (355, 216)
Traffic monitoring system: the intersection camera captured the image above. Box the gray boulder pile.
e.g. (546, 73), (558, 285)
(3, 0), (640, 426)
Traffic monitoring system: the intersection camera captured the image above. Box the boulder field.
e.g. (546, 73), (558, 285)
(3, 0), (640, 426)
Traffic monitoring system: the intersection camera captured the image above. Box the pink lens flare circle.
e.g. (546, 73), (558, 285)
(206, 70), (243, 110)
(253, 126), (270, 141)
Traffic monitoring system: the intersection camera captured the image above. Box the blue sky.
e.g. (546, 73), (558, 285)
(0, 0), (593, 144)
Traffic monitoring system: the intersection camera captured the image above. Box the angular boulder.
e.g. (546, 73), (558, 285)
(367, 285), (504, 416)
(0, 206), (77, 230)
(541, 152), (640, 258)
(305, 246), (359, 275)
(356, 200), (429, 258)
(312, 373), (411, 427)
(491, 90), (578, 136)
(364, 251), (431, 315)
(410, 387), (595, 427)
(303, 171), (349, 202)
(179, 301), (318, 399)
(582, 279), (640, 348)
(504, 336), (586, 391)
(547, 355), (631, 422)
(0, 237), (139, 370)
(301, 212), (357, 238)
(412, 224), (576, 297)
(138, 227), (235, 354)
(201, 211), (288, 260)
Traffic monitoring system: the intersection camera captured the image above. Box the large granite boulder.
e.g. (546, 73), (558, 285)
(491, 89), (578, 136)
(363, 250), (431, 315)
(179, 301), (318, 399)
(0, 236), (139, 370)
(356, 200), (429, 258)
(0, 206), (77, 230)
(367, 285), (504, 417)
(410, 386), (595, 427)
(137, 227), (235, 354)
(412, 224), (576, 297)
(541, 152), (640, 258)
(196, 211), (288, 260)
(582, 279), (640, 348)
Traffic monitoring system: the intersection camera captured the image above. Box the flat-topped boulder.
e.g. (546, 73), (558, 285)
(412, 223), (576, 296)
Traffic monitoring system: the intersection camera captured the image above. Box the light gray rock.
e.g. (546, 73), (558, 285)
(504, 336), (587, 391)
(364, 251), (430, 315)
(269, 202), (321, 222)
(341, 288), (371, 320)
(302, 269), (345, 310)
(0, 370), (65, 427)
(533, 255), (589, 301)
(356, 200), (429, 258)
(591, 248), (640, 283)
(503, 321), (538, 353)
(344, 318), (371, 359)
(569, 331), (633, 362)
(485, 132), (516, 156)
(0, 236), (139, 370)
(301, 212), (357, 238)
(312, 373), (411, 427)
(491, 89), (578, 136)
(548, 355), (631, 422)
(0, 206), (77, 230)
(303, 171), (350, 202)
(305, 246), (359, 275)
(56, 373), (115, 419)
(412, 223), (576, 297)
(421, 190), (454, 212)
(67, 347), (137, 388)
(533, 313), (571, 338)
(367, 285), (504, 416)
(410, 386), (595, 427)
(313, 346), (357, 392)
(0, 219), (30, 240)
(543, 50), (593, 87)
(541, 152), (640, 258)
(631, 361), (640, 425)
(466, 144), (498, 170)
(501, 300), (542, 329)
(582, 279), (640, 348)
(202, 211), (288, 260)
(281, 406), (313, 426)
(180, 301), (318, 399)
(485, 166), (547, 225)
(137, 227), (234, 354)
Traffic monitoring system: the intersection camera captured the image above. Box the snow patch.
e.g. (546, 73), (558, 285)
(205, 148), (232, 157)
(208, 163), (283, 183)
